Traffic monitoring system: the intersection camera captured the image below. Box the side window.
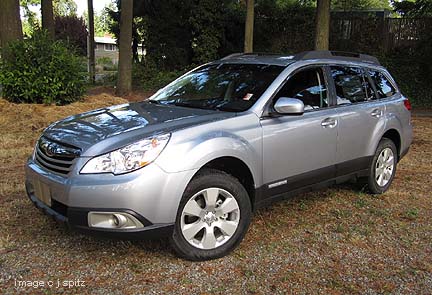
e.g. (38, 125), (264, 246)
(274, 67), (328, 111)
(331, 66), (375, 105)
(368, 70), (396, 98)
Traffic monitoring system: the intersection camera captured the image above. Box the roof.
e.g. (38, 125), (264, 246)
(217, 51), (380, 67)
(94, 36), (117, 44)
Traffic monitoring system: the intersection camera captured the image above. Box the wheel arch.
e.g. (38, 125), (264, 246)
(381, 129), (401, 160)
(194, 156), (256, 210)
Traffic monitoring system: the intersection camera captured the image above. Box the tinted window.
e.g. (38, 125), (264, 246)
(274, 67), (328, 110)
(368, 70), (396, 98)
(152, 64), (284, 112)
(331, 66), (375, 105)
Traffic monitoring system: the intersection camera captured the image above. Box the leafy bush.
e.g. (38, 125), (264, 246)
(132, 62), (184, 92)
(381, 56), (432, 108)
(0, 31), (86, 105)
(96, 57), (117, 71)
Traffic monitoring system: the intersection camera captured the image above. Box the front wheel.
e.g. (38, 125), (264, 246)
(170, 169), (251, 261)
(367, 138), (397, 194)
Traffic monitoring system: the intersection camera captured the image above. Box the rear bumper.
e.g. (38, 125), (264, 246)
(27, 191), (174, 240)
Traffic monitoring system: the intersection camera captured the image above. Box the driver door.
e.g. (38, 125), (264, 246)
(260, 66), (338, 198)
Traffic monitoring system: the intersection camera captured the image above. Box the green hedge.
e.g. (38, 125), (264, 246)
(381, 57), (432, 108)
(0, 31), (86, 105)
(132, 62), (185, 92)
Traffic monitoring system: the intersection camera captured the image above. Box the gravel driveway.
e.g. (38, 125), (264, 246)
(0, 96), (431, 294)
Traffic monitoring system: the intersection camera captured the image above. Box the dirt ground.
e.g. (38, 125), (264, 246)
(0, 93), (431, 294)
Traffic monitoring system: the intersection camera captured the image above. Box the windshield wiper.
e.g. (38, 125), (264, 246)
(174, 101), (215, 110)
(148, 99), (161, 104)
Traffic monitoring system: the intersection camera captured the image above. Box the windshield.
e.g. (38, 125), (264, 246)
(151, 63), (284, 112)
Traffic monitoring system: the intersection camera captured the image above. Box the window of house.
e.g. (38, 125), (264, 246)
(368, 70), (396, 98)
(274, 67), (328, 111)
(331, 66), (375, 105)
(104, 44), (117, 51)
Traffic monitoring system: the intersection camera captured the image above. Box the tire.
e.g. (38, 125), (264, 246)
(170, 168), (252, 261)
(367, 138), (398, 194)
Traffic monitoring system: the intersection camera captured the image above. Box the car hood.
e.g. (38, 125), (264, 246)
(42, 101), (236, 156)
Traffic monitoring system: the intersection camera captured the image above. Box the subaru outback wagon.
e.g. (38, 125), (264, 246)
(26, 51), (412, 260)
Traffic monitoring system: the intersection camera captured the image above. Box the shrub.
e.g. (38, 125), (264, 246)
(380, 55), (432, 108)
(0, 31), (86, 105)
(132, 62), (184, 92)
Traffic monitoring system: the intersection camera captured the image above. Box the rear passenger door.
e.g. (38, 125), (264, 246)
(329, 65), (387, 176)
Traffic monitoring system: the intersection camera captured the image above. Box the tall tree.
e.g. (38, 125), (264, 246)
(53, 0), (78, 16)
(87, 0), (96, 84)
(116, 0), (134, 95)
(0, 0), (23, 48)
(315, 0), (330, 50)
(42, 0), (55, 37)
(244, 0), (254, 53)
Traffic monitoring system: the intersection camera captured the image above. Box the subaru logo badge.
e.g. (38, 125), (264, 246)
(45, 143), (56, 157)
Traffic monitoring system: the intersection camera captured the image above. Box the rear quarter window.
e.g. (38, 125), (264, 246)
(330, 66), (375, 105)
(368, 70), (396, 98)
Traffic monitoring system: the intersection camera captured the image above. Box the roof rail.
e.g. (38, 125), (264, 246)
(295, 50), (380, 65)
(221, 52), (286, 60)
(221, 53), (244, 60)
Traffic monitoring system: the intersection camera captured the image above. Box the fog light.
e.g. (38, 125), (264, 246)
(112, 213), (127, 227)
(88, 212), (144, 229)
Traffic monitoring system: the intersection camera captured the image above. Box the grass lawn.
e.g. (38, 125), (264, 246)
(0, 93), (431, 294)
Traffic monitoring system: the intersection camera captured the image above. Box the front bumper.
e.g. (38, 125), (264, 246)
(28, 192), (174, 239)
(25, 158), (197, 239)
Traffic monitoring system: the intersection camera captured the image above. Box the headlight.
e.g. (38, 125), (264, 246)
(80, 134), (170, 175)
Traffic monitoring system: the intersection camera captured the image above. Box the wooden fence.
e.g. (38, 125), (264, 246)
(331, 17), (432, 53)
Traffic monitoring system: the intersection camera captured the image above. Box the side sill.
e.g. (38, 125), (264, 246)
(254, 169), (369, 211)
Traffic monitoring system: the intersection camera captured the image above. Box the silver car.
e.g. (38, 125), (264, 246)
(26, 51), (412, 260)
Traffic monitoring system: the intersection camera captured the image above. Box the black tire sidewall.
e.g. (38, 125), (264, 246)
(170, 169), (252, 261)
(368, 138), (398, 194)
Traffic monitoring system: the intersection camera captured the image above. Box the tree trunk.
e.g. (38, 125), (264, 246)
(244, 0), (254, 53)
(41, 0), (55, 38)
(315, 0), (331, 50)
(116, 0), (134, 96)
(87, 0), (95, 84)
(0, 0), (23, 48)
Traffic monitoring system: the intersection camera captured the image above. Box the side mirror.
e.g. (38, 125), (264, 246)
(273, 97), (304, 115)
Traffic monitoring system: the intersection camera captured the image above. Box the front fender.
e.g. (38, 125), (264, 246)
(155, 114), (262, 187)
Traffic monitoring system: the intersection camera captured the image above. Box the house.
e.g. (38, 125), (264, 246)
(95, 36), (119, 64)
(94, 35), (145, 65)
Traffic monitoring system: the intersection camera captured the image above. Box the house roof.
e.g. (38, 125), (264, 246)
(95, 36), (117, 45)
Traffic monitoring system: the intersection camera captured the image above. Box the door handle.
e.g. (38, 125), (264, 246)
(371, 109), (383, 118)
(321, 118), (337, 128)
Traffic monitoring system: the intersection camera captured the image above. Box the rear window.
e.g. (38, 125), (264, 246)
(368, 70), (397, 98)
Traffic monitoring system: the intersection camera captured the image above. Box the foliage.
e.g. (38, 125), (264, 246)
(20, 0), (41, 36)
(0, 31), (85, 105)
(53, 0), (77, 16)
(332, 0), (392, 10)
(132, 62), (184, 91)
(189, 0), (227, 64)
(87, 2), (117, 37)
(392, 0), (432, 16)
(54, 15), (87, 56)
(380, 55), (432, 107)
(254, 3), (316, 53)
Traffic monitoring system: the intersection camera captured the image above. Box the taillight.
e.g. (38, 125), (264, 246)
(404, 98), (412, 111)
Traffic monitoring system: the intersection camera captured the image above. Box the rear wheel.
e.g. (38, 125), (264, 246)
(170, 169), (251, 261)
(367, 138), (397, 194)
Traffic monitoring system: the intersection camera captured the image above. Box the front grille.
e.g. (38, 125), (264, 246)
(35, 136), (81, 175)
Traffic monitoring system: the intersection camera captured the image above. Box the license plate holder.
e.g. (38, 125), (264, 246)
(33, 180), (52, 207)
